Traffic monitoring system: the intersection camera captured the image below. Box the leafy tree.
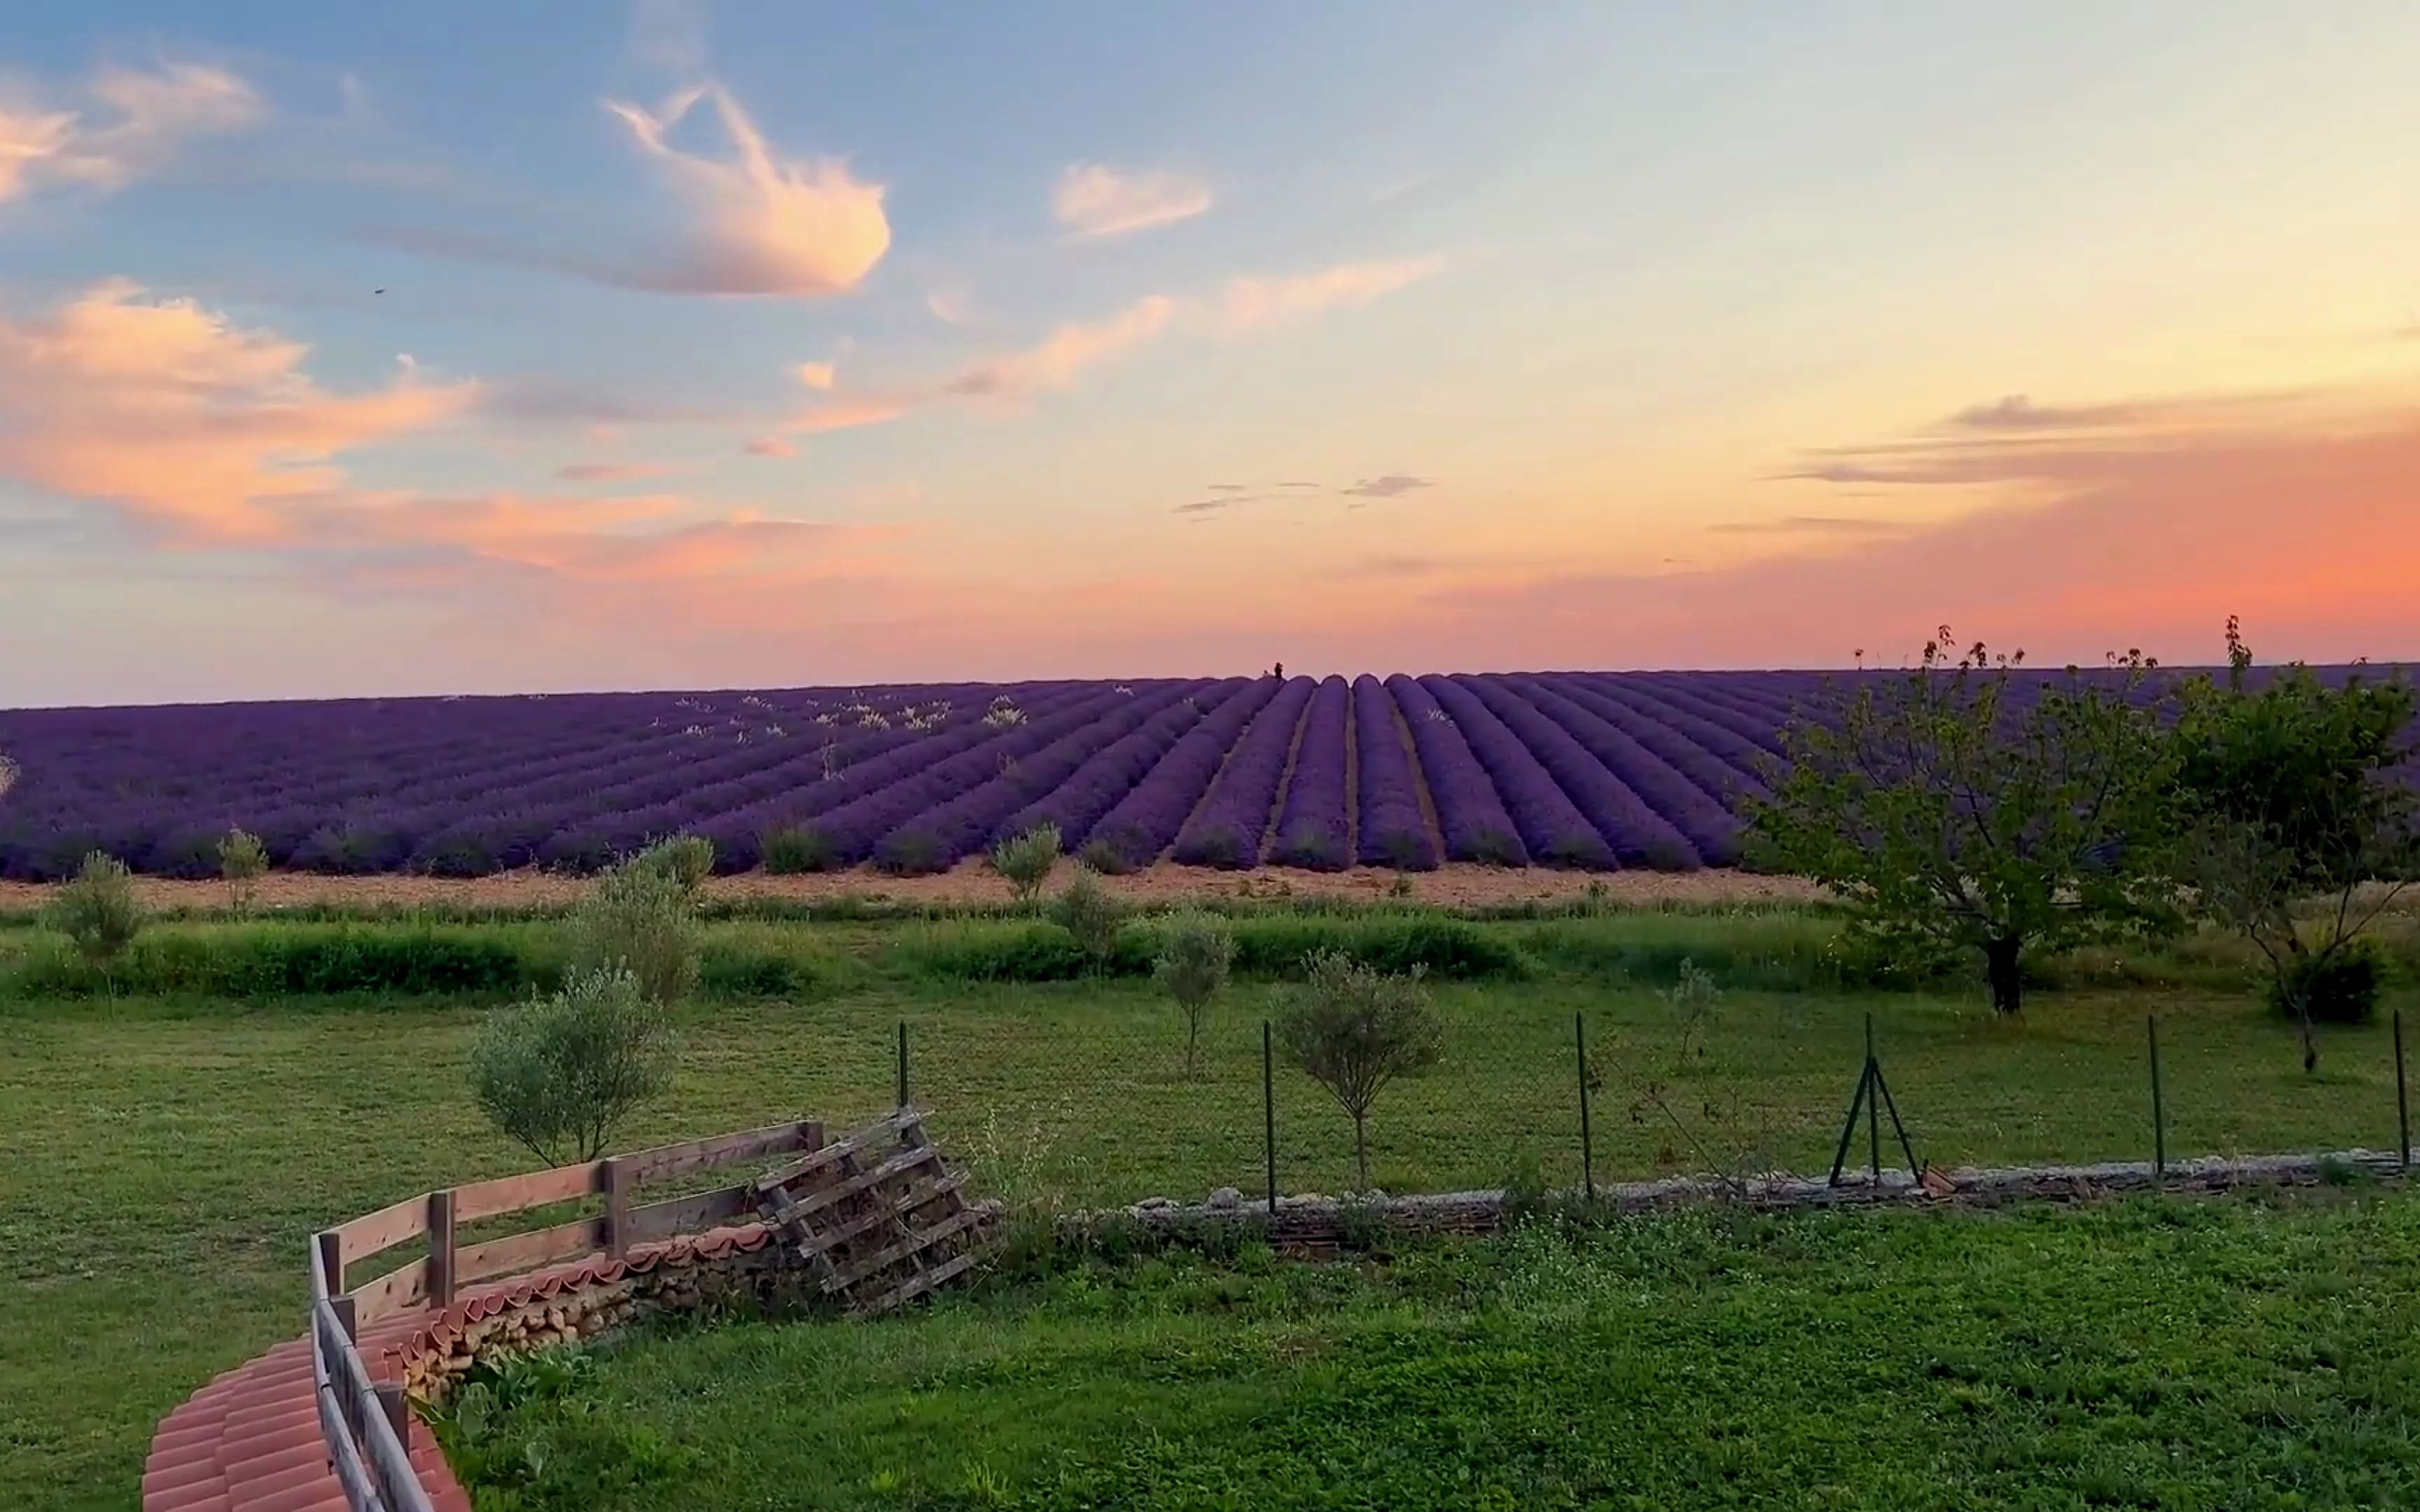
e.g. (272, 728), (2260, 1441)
(1746, 629), (2181, 1015)
(568, 855), (699, 1004)
(991, 822), (1062, 906)
(217, 828), (267, 916)
(1154, 913), (1237, 1078)
(470, 967), (673, 1163)
(2171, 620), (2416, 1068)
(1049, 864), (1125, 969)
(1274, 951), (1444, 1189)
(46, 850), (143, 969)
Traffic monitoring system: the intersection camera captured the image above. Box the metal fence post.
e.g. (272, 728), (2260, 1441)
(1263, 1019), (1278, 1214)
(1575, 1012), (1594, 1201)
(2397, 1009), (2410, 1172)
(2147, 1015), (2166, 1179)
(896, 1021), (910, 1108)
(1865, 1015), (1881, 1183)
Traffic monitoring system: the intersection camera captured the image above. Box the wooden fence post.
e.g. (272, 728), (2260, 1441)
(601, 1157), (630, 1258)
(426, 1189), (456, 1307)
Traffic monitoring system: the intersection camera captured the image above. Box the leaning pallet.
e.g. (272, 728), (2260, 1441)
(750, 1104), (1001, 1315)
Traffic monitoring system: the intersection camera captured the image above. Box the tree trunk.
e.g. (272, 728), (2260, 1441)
(1353, 1112), (1370, 1191)
(1984, 937), (2023, 1015)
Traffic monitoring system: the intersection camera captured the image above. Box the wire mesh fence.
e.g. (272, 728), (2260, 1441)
(852, 993), (2420, 1211)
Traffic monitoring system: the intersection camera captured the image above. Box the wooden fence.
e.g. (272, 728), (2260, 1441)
(307, 1117), (828, 1512)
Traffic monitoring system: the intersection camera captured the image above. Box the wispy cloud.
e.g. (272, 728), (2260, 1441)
(0, 61), (263, 204)
(1706, 514), (1908, 536)
(599, 83), (889, 295)
(740, 435), (795, 458)
(1052, 163), (1212, 237)
(794, 360), (836, 391)
(787, 255), (1444, 438)
(555, 461), (673, 482)
(1341, 474), (1434, 499)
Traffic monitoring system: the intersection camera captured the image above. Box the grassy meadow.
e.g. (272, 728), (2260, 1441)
(3, 895), (2417, 1508)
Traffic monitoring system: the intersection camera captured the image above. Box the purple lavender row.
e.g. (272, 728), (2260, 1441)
(805, 686), (1164, 866)
(1506, 676), (1741, 865)
(1417, 676), (1613, 868)
(1383, 675), (1527, 866)
(1000, 678), (1249, 852)
(1270, 676), (1352, 870)
(1452, 676), (1697, 869)
(1352, 675), (1438, 870)
(1171, 676), (1314, 868)
(872, 682), (1211, 871)
(1582, 677), (1787, 767)
(1536, 677), (1766, 809)
(1084, 677), (1285, 867)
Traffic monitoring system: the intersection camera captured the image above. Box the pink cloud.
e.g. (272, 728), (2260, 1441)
(740, 435), (795, 458)
(600, 83), (889, 296)
(0, 279), (475, 539)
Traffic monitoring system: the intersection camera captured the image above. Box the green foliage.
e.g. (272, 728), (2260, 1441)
(1274, 951), (1444, 1188)
(1049, 865), (1125, 969)
(1153, 913), (1237, 1078)
(568, 856), (699, 1004)
(760, 825), (837, 874)
(1747, 629), (2182, 1014)
(631, 834), (715, 895)
(216, 829), (267, 915)
(42, 851), (142, 967)
(2171, 621), (2417, 1067)
(1228, 915), (1526, 981)
(990, 822), (1062, 905)
(1077, 836), (1138, 876)
(434, 1348), (695, 1502)
(2267, 937), (2387, 1027)
(874, 827), (948, 876)
(469, 966), (673, 1163)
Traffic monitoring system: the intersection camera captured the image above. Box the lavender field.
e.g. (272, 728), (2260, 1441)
(0, 666), (2328, 883)
(0, 671), (1819, 881)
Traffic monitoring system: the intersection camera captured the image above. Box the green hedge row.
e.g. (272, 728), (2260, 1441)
(884, 915), (1529, 984)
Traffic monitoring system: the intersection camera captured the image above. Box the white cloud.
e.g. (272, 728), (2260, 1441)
(1051, 162), (1213, 237)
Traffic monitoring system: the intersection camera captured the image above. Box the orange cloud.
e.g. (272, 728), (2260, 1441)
(740, 435), (795, 458)
(794, 360), (836, 391)
(0, 279), (475, 539)
(1204, 255), (1444, 336)
(0, 61), (262, 203)
(1052, 163), (1212, 237)
(942, 295), (1175, 400)
(602, 83), (889, 296)
(1418, 388), (2420, 668)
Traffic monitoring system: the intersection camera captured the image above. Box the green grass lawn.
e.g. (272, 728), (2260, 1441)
(440, 1192), (2420, 1510)
(3, 910), (2415, 1508)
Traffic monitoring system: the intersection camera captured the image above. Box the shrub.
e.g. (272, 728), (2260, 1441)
(218, 829), (267, 915)
(760, 826), (837, 874)
(2267, 939), (2386, 1026)
(1274, 951), (1443, 1189)
(469, 967), (672, 1163)
(875, 827), (948, 876)
(567, 858), (698, 1004)
(1050, 866), (1125, 969)
(990, 823), (1062, 905)
(45, 851), (142, 967)
(1079, 833), (1141, 876)
(1154, 913), (1237, 1079)
(633, 834), (714, 896)
(1229, 916), (1525, 981)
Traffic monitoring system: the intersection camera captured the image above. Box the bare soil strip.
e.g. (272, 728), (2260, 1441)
(0, 861), (1823, 915)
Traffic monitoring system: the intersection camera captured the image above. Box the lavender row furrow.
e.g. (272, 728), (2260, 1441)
(1085, 678), (1286, 867)
(1508, 676), (1741, 865)
(1270, 676), (1352, 870)
(1001, 679), (1249, 853)
(1170, 677), (1315, 868)
(1417, 676), (1613, 868)
(1383, 676), (1529, 866)
(1351, 675), (1438, 870)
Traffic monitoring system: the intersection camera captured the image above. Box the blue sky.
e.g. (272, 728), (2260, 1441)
(2, 2), (2416, 704)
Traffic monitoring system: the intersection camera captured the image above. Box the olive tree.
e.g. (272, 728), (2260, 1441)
(1050, 864), (1125, 970)
(470, 967), (673, 1163)
(217, 828), (267, 916)
(1154, 913), (1236, 1079)
(569, 852), (700, 1004)
(1746, 630), (2181, 1015)
(991, 822), (1061, 906)
(1274, 951), (1443, 1189)
(46, 850), (143, 971)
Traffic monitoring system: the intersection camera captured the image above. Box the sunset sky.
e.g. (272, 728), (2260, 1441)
(4, 1), (2417, 706)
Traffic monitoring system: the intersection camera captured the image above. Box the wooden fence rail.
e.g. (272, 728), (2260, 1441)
(307, 1116), (826, 1512)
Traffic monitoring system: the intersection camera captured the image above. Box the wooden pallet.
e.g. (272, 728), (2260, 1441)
(751, 1105), (999, 1315)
